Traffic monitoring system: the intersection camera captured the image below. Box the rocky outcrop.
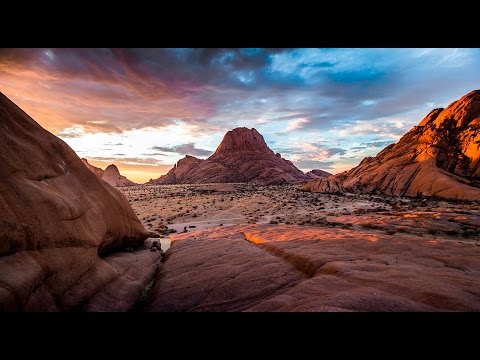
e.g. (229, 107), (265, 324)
(302, 177), (344, 193)
(149, 155), (203, 185)
(150, 127), (310, 185)
(0, 91), (152, 311)
(102, 164), (136, 187)
(146, 224), (480, 311)
(82, 159), (136, 187)
(306, 169), (332, 179)
(81, 158), (104, 179)
(304, 90), (480, 200)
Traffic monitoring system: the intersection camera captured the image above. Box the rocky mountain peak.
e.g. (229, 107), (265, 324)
(104, 164), (120, 175)
(149, 127), (312, 185)
(213, 127), (271, 155)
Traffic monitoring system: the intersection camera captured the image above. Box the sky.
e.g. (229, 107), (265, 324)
(0, 48), (479, 183)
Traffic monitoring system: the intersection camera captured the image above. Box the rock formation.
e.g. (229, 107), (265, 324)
(102, 164), (136, 187)
(304, 90), (480, 200)
(146, 224), (480, 311)
(82, 159), (136, 187)
(302, 177), (344, 193)
(0, 91), (154, 311)
(150, 155), (203, 185)
(150, 127), (309, 185)
(306, 169), (332, 179)
(81, 158), (104, 178)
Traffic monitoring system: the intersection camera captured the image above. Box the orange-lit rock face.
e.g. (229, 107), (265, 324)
(304, 90), (480, 200)
(146, 224), (480, 312)
(150, 127), (309, 185)
(302, 177), (344, 193)
(213, 127), (270, 155)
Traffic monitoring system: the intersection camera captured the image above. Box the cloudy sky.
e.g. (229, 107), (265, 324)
(0, 48), (479, 182)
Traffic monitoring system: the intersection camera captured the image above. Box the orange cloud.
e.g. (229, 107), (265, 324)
(0, 51), (213, 135)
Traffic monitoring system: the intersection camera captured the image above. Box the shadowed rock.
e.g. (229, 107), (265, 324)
(0, 91), (152, 311)
(81, 158), (104, 179)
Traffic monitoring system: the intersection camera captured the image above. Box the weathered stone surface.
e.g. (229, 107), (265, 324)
(145, 227), (305, 312)
(0, 91), (150, 311)
(78, 249), (160, 312)
(302, 177), (345, 193)
(146, 224), (480, 312)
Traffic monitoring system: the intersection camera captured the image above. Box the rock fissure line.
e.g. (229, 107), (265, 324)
(243, 232), (316, 278)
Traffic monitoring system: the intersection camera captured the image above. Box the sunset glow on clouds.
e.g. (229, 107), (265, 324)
(1, 48), (479, 182)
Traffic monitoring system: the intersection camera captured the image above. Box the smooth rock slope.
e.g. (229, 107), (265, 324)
(146, 224), (480, 312)
(304, 90), (480, 200)
(0, 91), (153, 311)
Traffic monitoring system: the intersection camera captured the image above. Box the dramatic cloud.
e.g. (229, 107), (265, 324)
(325, 148), (347, 157)
(360, 140), (396, 148)
(151, 143), (213, 157)
(87, 156), (164, 165)
(1, 48), (479, 181)
(294, 160), (335, 170)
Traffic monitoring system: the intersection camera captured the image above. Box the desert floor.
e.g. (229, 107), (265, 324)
(120, 183), (480, 252)
(118, 183), (480, 311)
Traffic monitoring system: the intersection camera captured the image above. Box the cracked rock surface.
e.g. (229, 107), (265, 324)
(146, 224), (480, 312)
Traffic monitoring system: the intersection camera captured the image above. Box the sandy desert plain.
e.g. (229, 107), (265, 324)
(122, 183), (480, 248)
